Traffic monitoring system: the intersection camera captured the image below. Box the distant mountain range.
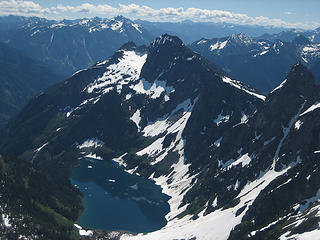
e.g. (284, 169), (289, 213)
(136, 19), (287, 44)
(0, 15), (154, 127)
(1, 34), (320, 240)
(0, 15), (154, 77)
(190, 33), (320, 93)
(257, 27), (320, 43)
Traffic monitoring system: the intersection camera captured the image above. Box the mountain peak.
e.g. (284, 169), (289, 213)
(141, 34), (189, 82)
(229, 33), (252, 45)
(270, 62), (316, 97)
(151, 34), (183, 49)
(289, 62), (311, 77)
(289, 62), (315, 80)
(92, 16), (102, 21)
(292, 34), (311, 45)
(112, 15), (131, 22)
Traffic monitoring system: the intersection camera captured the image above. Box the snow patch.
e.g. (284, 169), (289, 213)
(272, 101), (306, 169)
(259, 50), (268, 55)
(240, 113), (248, 124)
(280, 228), (320, 240)
(228, 153), (252, 168)
(214, 137), (223, 147)
(74, 224), (93, 236)
(34, 142), (49, 153)
(222, 77), (266, 101)
(2, 214), (11, 227)
(300, 102), (320, 116)
(110, 20), (123, 31)
(112, 153), (128, 168)
(131, 23), (142, 33)
(30, 29), (40, 36)
(125, 94), (132, 100)
(295, 120), (303, 130)
(197, 39), (207, 45)
(271, 79), (287, 93)
(210, 40), (228, 51)
(133, 97), (199, 225)
(122, 160), (295, 240)
(130, 110), (141, 131)
(78, 138), (104, 149)
(84, 153), (103, 160)
(130, 75), (174, 100)
(302, 46), (319, 52)
(85, 50), (147, 95)
(142, 98), (195, 137)
(72, 69), (86, 77)
(214, 113), (230, 126)
(299, 189), (320, 212)
(212, 197), (218, 207)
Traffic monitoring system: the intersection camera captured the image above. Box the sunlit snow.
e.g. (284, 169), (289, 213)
(300, 102), (320, 116)
(222, 77), (266, 101)
(210, 40), (228, 51)
(85, 50), (147, 94)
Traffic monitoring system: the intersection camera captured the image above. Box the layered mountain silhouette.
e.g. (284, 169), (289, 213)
(190, 33), (320, 93)
(0, 15), (154, 76)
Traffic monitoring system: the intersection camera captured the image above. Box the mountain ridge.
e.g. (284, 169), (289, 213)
(0, 15), (154, 76)
(0, 34), (320, 240)
(189, 33), (320, 93)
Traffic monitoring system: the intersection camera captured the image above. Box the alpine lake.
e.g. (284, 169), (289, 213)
(71, 157), (170, 233)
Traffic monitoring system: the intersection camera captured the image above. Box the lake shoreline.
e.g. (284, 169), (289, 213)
(71, 157), (170, 234)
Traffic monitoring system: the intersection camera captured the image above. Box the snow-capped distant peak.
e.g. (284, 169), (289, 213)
(36, 16), (145, 35)
(210, 40), (228, 51)
(197, 39), (208, 45)
(229, 33), (253, 45)
(205, 33), (254, 52)
(110, 20), (123, 31)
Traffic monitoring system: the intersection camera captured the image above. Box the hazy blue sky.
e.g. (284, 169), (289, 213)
(1, 0), (319, 29)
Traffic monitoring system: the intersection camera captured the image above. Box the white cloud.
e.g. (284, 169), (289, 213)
(0, 0), (49, 17)
(52, 3), (319, 29)
(284, 11), (294, 15)
(53, 3), (117, 15)
(0, 1), (317, 29)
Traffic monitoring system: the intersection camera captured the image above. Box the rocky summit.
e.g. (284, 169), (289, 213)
(0, 34), (320, 240)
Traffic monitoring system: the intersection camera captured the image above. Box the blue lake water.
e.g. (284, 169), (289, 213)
(70, 158), (170, 233)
